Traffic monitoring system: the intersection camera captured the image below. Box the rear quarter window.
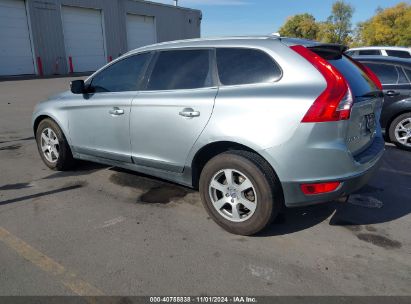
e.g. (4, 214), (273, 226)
(404, 68), (411, 82)
(216, 48), (281, 86)
(397, 66), (409, 84)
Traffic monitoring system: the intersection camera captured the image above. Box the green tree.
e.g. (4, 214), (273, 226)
(355, 2), (411, 46)
(317, 0), (354, 44)
(278, 13), (319, 40)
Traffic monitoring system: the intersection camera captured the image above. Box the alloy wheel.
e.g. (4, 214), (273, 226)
(40, 128), (60, 163)
(208, 169), (257, 222)
(394, 117), (411, 147)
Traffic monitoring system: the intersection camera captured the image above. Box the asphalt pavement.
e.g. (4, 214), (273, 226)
(0, 77), (410, 296)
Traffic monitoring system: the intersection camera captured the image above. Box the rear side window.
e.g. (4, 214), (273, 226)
(386, 50), (411, 59)
(358, 50), (381, 56)
(216, 48), (281, 86)
(146, 49), (212, 90)
(90, 53), (150, 92)
(364, 63), (399, 84)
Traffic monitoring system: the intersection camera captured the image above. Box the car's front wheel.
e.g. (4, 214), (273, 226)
(389, 112), (411, 151)
(35, 118), (75, 170)
(199, 150), (283, 235)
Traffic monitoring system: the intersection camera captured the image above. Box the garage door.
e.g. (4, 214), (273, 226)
(126, 14), (156, 51)
(0, 0), (35, 76)
(61, 6), (106, 73)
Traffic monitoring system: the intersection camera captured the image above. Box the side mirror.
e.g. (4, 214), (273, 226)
(70, 80), (86, 94)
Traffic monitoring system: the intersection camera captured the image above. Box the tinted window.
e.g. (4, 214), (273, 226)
(90, 53), (150, 92)
(365, 63), (398, 84)
(146, 49), (212, 90)
(345, 51), (355, 56)
(404, 68), (411, 82)
(386, 50), (411, 59)
(397, 67), (409, 84)
(216, 48), (281, 86)
(328, 56), (378, 97)
(358, 50), (381, 56)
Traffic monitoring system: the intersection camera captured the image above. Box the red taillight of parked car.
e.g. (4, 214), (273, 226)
(346, 57), (383, 90)
(300, 182), (341, 195)
(290, 45), (353, 123)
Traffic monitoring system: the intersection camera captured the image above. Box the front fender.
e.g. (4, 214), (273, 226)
(32, 102), (72, 146)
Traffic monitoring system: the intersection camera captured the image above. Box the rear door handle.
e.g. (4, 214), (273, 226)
(179, 108), (200, 118)
(109, 107), (124, 116)
(385, 90), (400, 96)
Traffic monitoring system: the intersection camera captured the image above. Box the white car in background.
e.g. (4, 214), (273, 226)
(346, 47), (411, 59)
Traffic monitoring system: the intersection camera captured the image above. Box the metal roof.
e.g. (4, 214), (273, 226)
(126, 35), (281, 54)
(125, 35), (347, 55)
(348, 46), (411, 51)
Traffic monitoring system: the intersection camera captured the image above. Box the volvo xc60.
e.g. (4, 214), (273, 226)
(33, 36), (384, 235)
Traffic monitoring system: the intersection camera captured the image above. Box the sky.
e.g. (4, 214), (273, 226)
(151, 0), (405, 37)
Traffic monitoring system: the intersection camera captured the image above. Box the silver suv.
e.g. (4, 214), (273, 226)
(32, 36), (384, 235)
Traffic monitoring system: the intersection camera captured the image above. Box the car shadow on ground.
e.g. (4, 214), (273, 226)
(100, 145), (411, 237)
(258, 145), (411, 237)
(41, 161), (107, 179)
(4, 143), (407, 236)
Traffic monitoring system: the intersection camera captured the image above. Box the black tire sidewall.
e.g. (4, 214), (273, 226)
(199, 152), (281, 235)
(35, 119), (73, 170)
(389, 112), (411, 151)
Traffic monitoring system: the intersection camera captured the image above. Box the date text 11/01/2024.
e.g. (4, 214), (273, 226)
(149, 297), (257, 303)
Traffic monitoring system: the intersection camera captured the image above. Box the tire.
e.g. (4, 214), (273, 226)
(388, 112), (411, 151)
(199, 150), (284, 235)
(35, 118), (75, 170)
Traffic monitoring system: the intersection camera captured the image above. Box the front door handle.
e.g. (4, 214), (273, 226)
(109, 107), (124, 116)
(179, 108), (200, 118)
(385, 90), (400, 97)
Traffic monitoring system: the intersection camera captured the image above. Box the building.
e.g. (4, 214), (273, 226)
(0, 0), (202, 76)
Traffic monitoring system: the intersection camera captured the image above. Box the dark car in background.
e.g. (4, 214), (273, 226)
(353, 56), (411, 150)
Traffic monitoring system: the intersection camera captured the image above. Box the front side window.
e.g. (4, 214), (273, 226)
(146, 49), (212, 90)
(90, 53), (150, 92)
(365, 63), (399, 84)
(386, 50), (411, 59)
(358, 50), (381, 56)
(216, 48), (281, 86)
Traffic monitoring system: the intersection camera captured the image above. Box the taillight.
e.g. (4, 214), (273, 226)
(290, 45), (353, 123)
(347, 57), (383, 90)
(301, 182), (341, 195)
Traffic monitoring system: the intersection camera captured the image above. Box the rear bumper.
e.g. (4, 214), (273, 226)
(281, 154), (382, 207)
(261, 129), (385, 207)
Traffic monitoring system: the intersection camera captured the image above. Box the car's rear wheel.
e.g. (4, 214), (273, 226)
(35, 118), (75, 170)
(389, 112), (411, 151)
(199, 150), (283, 235)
